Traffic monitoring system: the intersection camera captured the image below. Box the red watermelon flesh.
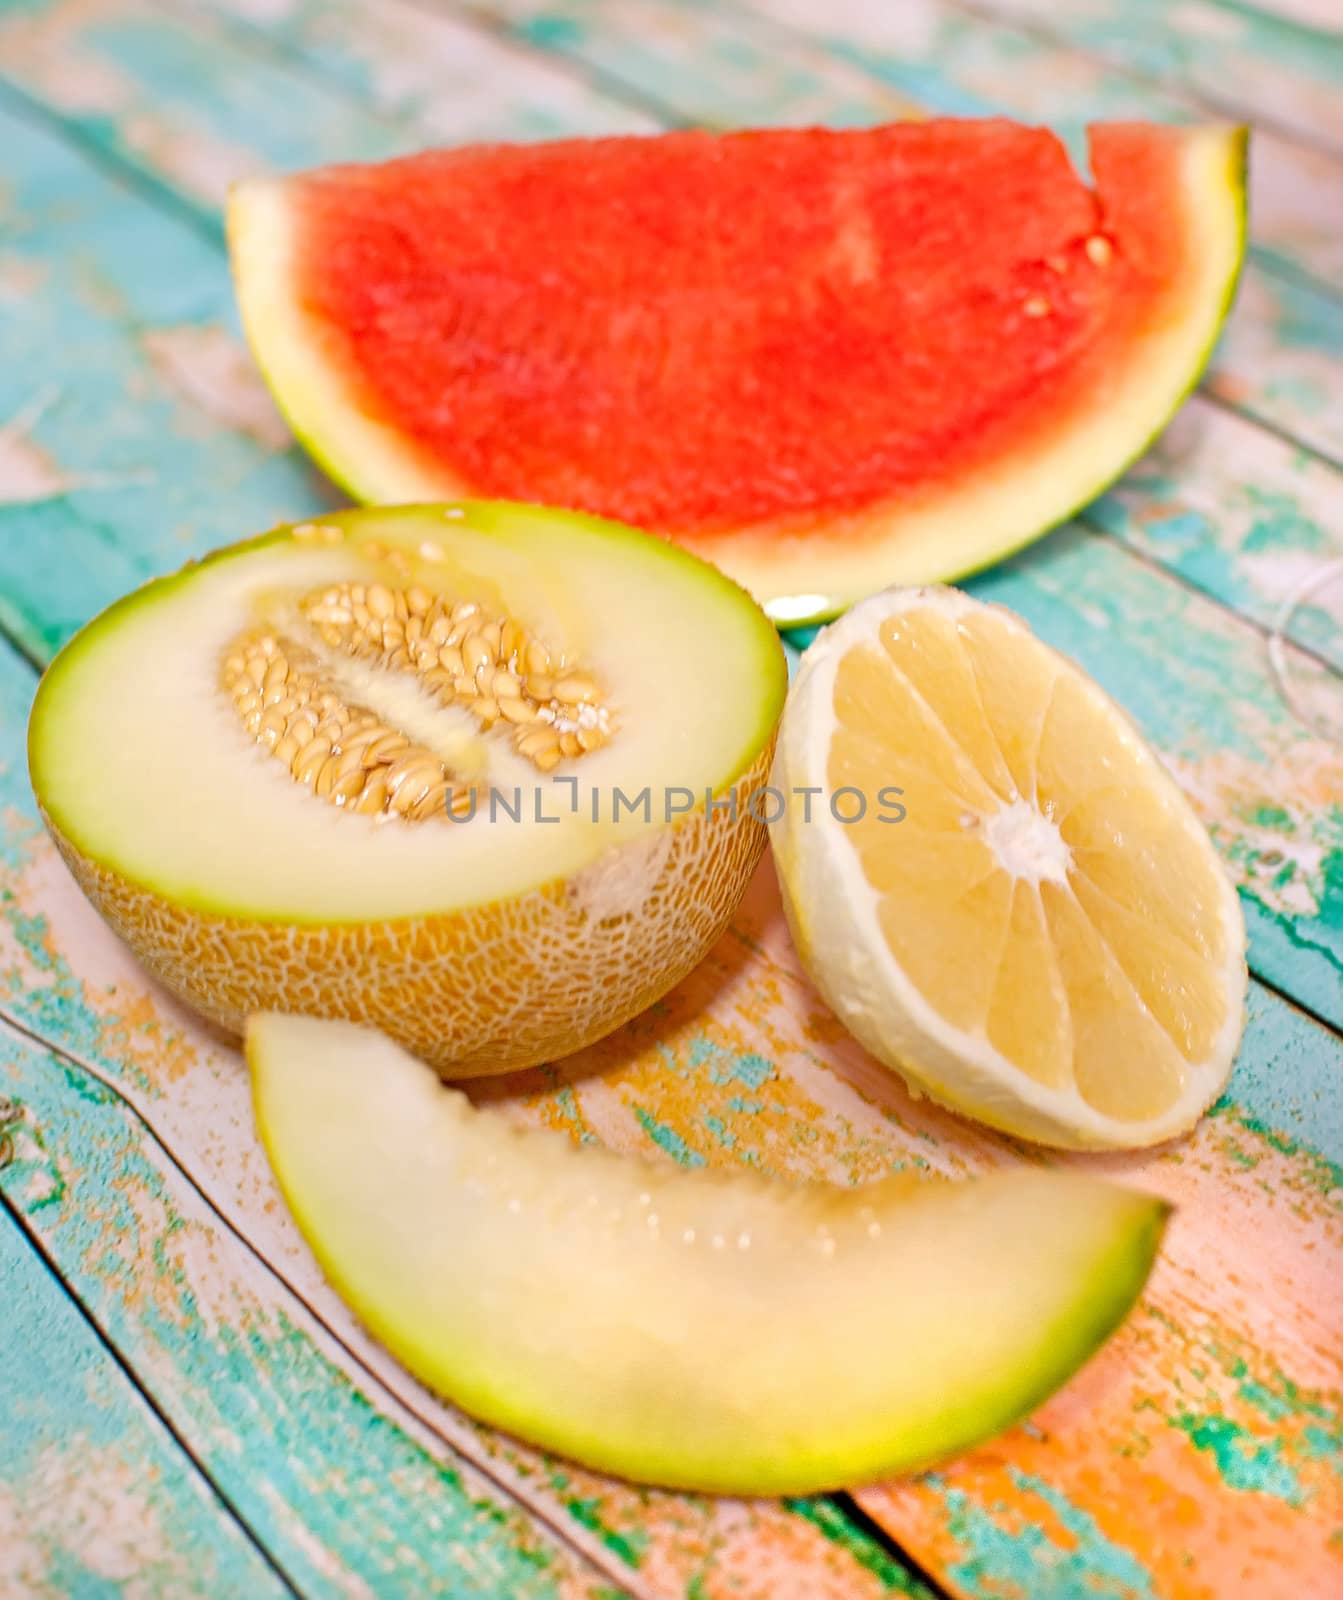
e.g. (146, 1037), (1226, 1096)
(229, 120), (1245, 621)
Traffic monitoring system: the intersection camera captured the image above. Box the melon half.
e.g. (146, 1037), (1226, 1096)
(29, 503), (786, 1074)
(229, 120), (1246, 624)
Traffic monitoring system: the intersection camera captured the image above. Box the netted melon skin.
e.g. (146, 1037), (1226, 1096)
(43, 742), (773, 1075)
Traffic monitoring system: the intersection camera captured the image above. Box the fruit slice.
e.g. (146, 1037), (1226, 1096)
(771, 587), (1247, 1149)
(229, 120), (1246, 624)
(249, 1011), (1169, 1493)
(29, 503), (785, 1074)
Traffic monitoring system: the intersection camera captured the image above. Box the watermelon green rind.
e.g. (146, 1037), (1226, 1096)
(228, 124), (1247, 626)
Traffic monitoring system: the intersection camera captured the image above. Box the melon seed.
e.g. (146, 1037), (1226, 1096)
(220, 632), (476, 824)
(553, 672), (597, 704)
(292, 578), (616, 772)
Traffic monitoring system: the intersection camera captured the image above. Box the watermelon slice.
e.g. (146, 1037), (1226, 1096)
(229, 121), (1245, 624)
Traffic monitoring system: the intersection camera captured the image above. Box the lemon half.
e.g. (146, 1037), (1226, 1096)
(771, 587), (1247, 1150)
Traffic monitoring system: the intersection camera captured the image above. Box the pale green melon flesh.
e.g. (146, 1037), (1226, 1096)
(29, 503), (786, 923)
(249, 1012), (1168, 1493)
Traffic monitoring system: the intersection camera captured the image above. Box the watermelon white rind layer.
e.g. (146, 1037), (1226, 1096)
(228, 125), (1246, 626)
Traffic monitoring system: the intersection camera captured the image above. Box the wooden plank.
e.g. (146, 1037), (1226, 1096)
(957, 0), (1343, 155)
(2, 637), (1338, 1600)
(1089, 405), (1343, 673)
(0, 1025), (641, 1600)
(4, 8), (1337, 1598)
(1250, 0), (1343, 31)
(201, 0), (660, 141)
(0, 0), (650, 204)
(0, 654), (932, 1600)
(1, 56), (1339, 1023)
(0, 100), (336, 668)
(0, 1211), (290, 1599)
(1204, 271), (1343, 469)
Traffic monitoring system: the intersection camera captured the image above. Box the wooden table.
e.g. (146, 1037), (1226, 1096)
(1, 1), (1339, 1595)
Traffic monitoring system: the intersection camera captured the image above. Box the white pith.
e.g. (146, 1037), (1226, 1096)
(984, 800), (1071, 885)
(32, 505), (783, 922)
(771, 586), (1248, 1151)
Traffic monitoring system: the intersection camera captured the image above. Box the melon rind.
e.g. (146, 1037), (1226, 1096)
(29, 507), (787, 1076)
(227, 125), (1247, 625)
(41, 744), (773, 1075)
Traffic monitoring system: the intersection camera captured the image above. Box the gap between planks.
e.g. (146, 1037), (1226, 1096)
(1236, 964), (1343, 1044)
(408, 0), (699, 129)
(0, 1189), (305, 1599)
(1202, 384), (1343, 478)
(0, 77), (222, 255)
(0, 1008), (664, 1600)
(827, 1495), (958, 1600)
(1073, 523), (1343, 730)
(945, 0), (1343, 162)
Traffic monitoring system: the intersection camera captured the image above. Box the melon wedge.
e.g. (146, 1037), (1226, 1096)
(249, 1012), (1169, 1494)
(29, 503), (785, 1074)
(229, 120), (1246, 624)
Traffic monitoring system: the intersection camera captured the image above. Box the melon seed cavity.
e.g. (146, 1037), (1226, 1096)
(222, 579), (614, 822)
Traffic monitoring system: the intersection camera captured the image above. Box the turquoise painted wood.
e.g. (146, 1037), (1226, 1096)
(0, 1213), (288, 1598)
(1, 0), (1341, 1595)
(0, 1027), (631, 1600)
(3, 593), (1338, 1600)
(0, 100), (335, 666)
